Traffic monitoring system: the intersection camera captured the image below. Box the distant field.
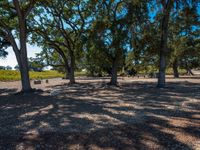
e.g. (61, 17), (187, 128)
(0, 69), (187, 81)
(0, 70), (89, 81)
(0, 70), (64, 81)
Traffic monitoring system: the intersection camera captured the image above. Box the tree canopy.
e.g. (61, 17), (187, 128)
(0, 0), (199, 91)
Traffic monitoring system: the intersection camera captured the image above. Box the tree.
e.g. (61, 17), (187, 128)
(126, 17), (159, 75)
(156, 0), (199, 87)
(88, 0), (147, 85)
(32, 0), (89, 84)
(29, 57), (45, 72)
(5, 65), (12, 70)
(168, 3), (199, 77)
(37, 48), (69, 77)
(0, 0), (39, 92)
(14, 65), (19, 71)
(82, 43), (112, 77)
(156, 0), (173, 87)
(0, 66), (5, 70)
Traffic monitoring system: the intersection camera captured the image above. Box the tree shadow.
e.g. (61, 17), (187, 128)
(0, 88), (18, 95)
(0, 80), (199, 149)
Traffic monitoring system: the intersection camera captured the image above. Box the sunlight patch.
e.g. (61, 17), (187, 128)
(103, 107), (135, 116)
(72, 113), (124, 126)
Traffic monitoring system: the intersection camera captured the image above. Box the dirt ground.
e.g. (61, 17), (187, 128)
(0, 76), (200, 150)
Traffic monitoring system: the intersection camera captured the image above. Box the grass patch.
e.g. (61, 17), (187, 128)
(75, 70), (87, 77)
(0, 70), (64, 81)
(0, 69), (187, 82)
(166, 68), (186, 75)
(0, 70), (88, 81)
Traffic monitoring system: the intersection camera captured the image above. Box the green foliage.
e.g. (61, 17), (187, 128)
(165, 68), (186, 75)
(75, 70), (87, 77)
(30, 0), (91, 76)
(168, 3), (200, 71)
(0, 65), (12, 70)
(29, 57), (45, 72)
(0, 37), (9, 58)
(1, 0), (199, 83)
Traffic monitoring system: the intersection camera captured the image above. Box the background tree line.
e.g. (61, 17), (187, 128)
(0, 0), (199, 92)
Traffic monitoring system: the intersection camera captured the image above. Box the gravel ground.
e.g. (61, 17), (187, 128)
(0, 76), (200, 150)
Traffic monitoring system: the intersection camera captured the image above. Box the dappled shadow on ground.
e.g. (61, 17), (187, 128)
(0, 88), (18, 95)
(0, 79), (199, 150)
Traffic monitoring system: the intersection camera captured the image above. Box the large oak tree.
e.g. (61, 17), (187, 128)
(0, 0), (39, 92)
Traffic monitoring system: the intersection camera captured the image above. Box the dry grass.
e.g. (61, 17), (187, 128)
(0, 70), (64, 81)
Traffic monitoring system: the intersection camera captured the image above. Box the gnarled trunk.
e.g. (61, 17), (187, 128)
(173, 58), (179, 78)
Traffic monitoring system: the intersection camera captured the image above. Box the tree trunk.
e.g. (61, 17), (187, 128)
(158, 52), (166, 87)
(64, 65), (69, 79)
(185, 62), (194, 76)
(18, 56), (32, 92)
(187, 69), (194, 76)
(65, 73), (69, 79)
(3, 0), (35, 93)
(157, 1), (172, 88)
(15, 15), (31, 92)
(110, 58), (118, 85)
(173, 58), (179, 78)
(69, 68), (75, 84)
(69, 50), (75, 84)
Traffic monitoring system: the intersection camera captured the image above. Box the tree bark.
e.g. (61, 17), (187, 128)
(64, 64), (69, 79)
(187, 69), (194, 76)
(0, 0), (35, 92)
(158, 52), (166, 87)
(18, 56), (31, 92)
(69, 50), (75, 84)
(110, 58), (118, 85)
(18, 21), (32, 91)
(12, 1), (32, 92)
(185, 61), (194, 76)
(173, 58), (179, 78)
(3, 28), (32, 92)
(157, 0), (173, 88)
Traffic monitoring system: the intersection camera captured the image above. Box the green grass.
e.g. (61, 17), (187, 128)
(0, 68), (187, 82)
(75, 70), (87, 77)
(0, 70), (88, 81)
(166, 68), (186, 75)
(0, 70), (64, 81)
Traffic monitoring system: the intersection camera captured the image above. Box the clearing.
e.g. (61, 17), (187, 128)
(0, 77), (199, 150)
